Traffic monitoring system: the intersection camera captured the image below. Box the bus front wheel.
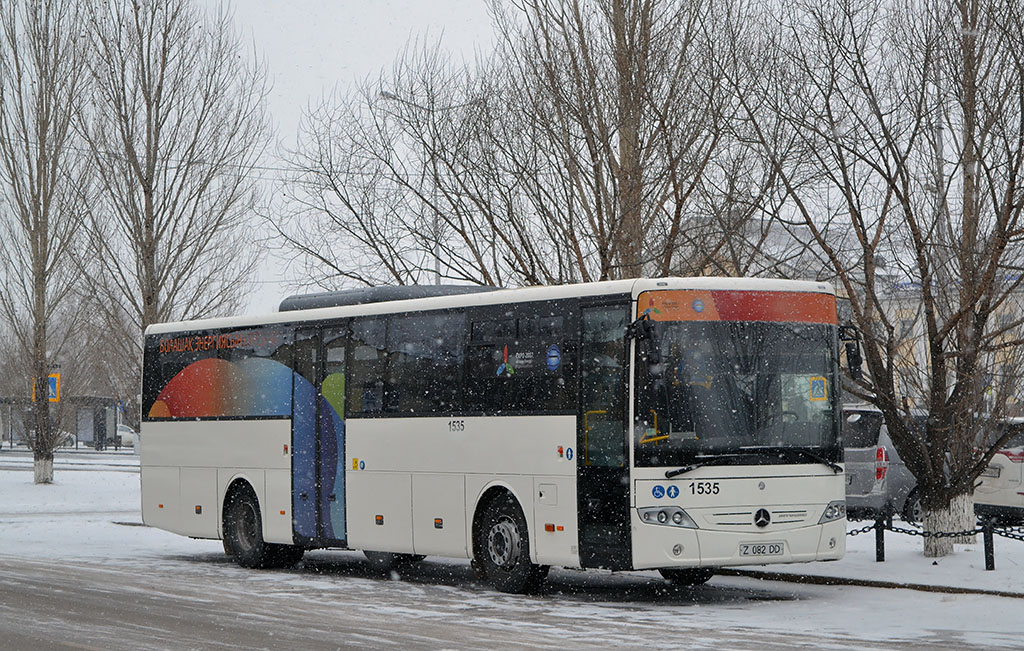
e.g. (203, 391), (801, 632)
(659, 567), (714, 585)
(475, 493), (548, 594)
(223, 485), (303, 569)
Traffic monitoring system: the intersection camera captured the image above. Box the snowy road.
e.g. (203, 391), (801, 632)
(1, 550), (1017, 650)
(1, 460), (1022, 649)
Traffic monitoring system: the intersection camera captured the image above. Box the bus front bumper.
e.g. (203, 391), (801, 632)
(631, 514), (846, 570)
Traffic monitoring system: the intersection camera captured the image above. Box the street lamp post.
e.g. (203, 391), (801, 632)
(379, 90), (481, 286)
(380, 90), (442, 285)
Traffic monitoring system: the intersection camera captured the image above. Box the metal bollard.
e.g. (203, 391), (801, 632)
(984, 519), (995, 571)
(875, 515), (885, 562)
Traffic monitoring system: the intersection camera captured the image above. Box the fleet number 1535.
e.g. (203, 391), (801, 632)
(689, 481), (720, 495)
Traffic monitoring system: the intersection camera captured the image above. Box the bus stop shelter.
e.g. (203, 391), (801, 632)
(0, 395), (120, 450)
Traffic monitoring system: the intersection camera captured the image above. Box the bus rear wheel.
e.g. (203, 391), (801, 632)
(223, 485), (303, 569)
(474, 493), (548, 594)
(659, 567), (714, 585)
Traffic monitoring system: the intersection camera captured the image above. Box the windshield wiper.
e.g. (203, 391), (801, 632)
(665, 454), (744, 478)
(739, 446), (842, 474)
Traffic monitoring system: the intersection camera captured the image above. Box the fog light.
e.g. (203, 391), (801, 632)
(672, 544), (683, 556)
(828, 537), (837, 549)
(657, 511), (668, 523)
(672, 512), (684, 525)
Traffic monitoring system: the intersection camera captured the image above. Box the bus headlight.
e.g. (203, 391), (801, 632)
(818, 500), (847, 524)
(638, 506), (697, 529)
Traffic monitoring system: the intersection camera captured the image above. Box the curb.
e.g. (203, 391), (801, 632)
(717, 567), (1024, 599)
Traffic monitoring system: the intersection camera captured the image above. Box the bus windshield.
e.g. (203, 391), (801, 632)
(634, 320), (840, 468)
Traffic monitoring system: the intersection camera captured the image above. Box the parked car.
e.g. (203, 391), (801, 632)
(843, 404), (920, 520)
(974, 418), (1024, 524)
(117, 424), (138, 448)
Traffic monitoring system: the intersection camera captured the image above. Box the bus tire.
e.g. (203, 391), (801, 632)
(659, 567), (714, 585)
(475, 492), (548, 594)
(223, 484), (303, 569)
(363, 551), (426, 572)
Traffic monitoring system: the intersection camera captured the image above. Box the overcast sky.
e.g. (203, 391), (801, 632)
(221, 1), (495, 313)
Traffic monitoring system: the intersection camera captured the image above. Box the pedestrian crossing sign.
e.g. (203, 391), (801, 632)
(809, 377), (826, 401)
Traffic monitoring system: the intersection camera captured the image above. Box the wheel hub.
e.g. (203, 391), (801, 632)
(487, 516), (521, 568)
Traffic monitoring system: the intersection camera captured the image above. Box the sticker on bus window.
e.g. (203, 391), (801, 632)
(496, 344), (515, 376)
(546, 345), (561, 371)
(809, 377), (827, 401)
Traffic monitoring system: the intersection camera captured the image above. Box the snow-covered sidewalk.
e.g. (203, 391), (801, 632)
(734, 517), (1024, 596)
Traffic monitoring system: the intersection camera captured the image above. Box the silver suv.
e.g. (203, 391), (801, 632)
(843, 405), (920, 520)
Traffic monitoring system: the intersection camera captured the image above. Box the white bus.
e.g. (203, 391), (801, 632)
(140, 277), (848, 593)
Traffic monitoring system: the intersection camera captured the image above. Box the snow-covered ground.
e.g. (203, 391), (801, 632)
(2, 451), (1023, 649)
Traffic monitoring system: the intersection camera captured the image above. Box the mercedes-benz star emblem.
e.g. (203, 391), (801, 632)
(754, 508), (771, 528)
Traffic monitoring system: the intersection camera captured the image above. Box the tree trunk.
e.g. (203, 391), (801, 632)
(922, 509), (953, 557)
(33, 453), (53, 484)
(921, 492), (974, 556)
(613, 0), (645, 279)
(950, 492), (976, 545)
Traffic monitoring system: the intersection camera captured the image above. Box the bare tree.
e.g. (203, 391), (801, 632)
(729, 0), (1024, 555)
(78, 0), (269, 405)
(275, 1), (776, 291)
(0, 0), (90, 483)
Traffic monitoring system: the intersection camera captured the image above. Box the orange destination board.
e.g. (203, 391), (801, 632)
(638, 290), (837, 325)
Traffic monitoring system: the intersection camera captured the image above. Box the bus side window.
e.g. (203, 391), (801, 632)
(511, 315), (572, 412)
(465, 311), (573, 414)
(385, 312), (466, 415)
(348, 318), (386, 414)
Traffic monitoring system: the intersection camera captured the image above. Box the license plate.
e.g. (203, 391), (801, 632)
(981, 466), (1001, 478)
(739, 542), (784, 557)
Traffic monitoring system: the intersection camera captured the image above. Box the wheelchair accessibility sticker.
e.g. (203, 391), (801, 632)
(652, 485), (665, 499)
(809, 377), (827, 401)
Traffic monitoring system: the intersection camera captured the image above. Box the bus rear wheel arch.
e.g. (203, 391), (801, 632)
(222, 481), (304, 569)
(472, 490), (548, 594)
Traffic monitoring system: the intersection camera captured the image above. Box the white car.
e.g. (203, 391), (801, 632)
(117, 424), (138, 448)
(975, 419), (1024, 523)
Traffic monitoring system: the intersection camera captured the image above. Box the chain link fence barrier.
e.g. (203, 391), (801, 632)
(846, 512), (1022, 570)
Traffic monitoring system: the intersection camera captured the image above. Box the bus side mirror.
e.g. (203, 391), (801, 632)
(839, 325), (863, 382)
(627, 313), (662, 369)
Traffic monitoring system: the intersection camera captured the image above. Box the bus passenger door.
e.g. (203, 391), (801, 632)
(293, 325), (347, 547)
(577, 304), (632, 569)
